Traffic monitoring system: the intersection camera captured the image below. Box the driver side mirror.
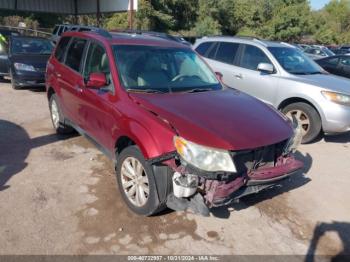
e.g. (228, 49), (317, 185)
(257, 63), (274, 74)
(86, 72), (107, 88)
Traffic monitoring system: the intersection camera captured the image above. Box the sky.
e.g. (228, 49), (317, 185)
(310, 0), (330, 10)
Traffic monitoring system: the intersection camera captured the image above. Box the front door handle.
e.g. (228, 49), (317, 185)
(234, 73), (243, 79)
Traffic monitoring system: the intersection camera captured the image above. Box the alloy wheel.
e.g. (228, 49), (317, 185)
(286, 109), (310, 136)
(121, 157), (149, 207)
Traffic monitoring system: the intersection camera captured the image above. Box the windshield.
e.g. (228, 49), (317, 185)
(113, 45), (221, 93)
(11, 37), (53, 55)
(268, 47), (323, 75)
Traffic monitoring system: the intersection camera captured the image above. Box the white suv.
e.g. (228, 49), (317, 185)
(194, 36), (350, 143)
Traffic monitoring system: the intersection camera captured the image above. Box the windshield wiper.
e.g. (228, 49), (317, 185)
(126, 88), (166, 94)
(182, 88), (213, 93)
(292, 71), (323, 75)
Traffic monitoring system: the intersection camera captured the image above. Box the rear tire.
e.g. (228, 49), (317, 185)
(282, 102), (321, 144)
(115, 145), (171, 216)
(49, 94), (74, 134)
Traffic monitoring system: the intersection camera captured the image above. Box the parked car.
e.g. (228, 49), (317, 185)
(332, 48), (350, 55)
(9, 35), (53, 89)
(303, 45), (335, 60)
(50, 24), (93, 44)
(46, 30), (304, 216)
(316, 55), (350, 79)
(0, 29), (20, 80)
(193, 36), (350, 143)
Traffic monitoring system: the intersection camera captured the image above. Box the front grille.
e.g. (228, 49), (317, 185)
(231, 140), (287, 174)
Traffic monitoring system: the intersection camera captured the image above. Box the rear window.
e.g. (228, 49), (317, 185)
(195, 42), (212, 56)
(215, 42), (239, 65)
(65, 38), (87, 72)
(54, 37), (71, 62)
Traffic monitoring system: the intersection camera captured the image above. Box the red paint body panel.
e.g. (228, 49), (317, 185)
(129, 89), (293, 150)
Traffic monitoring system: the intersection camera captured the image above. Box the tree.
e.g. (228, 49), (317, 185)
(105, 13), (128, 30)
(258, 0), (312, 42)
(194, 0), (221, 36)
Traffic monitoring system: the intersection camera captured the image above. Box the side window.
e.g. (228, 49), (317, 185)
(325, 57), (339, 66)
(195, 42), (212, 56)
(215, 42), (239, 65)
(206, 42), (218, 59)
(240, 45), (271, 71)
(65, 38), (87, 72)
(340, 57), (350, 66)
(84, 42), (111, 84)
(54, 37), (71, 62)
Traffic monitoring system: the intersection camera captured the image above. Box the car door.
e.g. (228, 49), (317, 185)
(233, 44), (279, 105)
(338, 56), (350, 78)
(79, 41), (116, 150)
(200, 41), (241, 89)
(58, 37), (88, 126)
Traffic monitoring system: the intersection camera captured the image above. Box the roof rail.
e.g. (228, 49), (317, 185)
(79, 26), (112, 38)
(280, 42), (295, 48)
(111, 29), (190, 45)
(234, 35), (261, 40)
(92, 28), (112, 38)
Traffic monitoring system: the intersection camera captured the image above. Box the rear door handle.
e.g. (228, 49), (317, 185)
(55, 72), (61, 78)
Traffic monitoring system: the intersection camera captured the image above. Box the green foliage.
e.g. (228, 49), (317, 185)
(194, 16), (221, 36)
(105, 13), (128, 30)
(259, 0), (312, 42)
(3, 0), (350, 44)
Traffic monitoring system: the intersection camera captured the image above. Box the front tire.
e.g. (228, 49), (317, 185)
(115, 145), (170, 216)
(10, 69), (20, 90)
(49, 94), (74, 134)
(282, 102), (321, 144)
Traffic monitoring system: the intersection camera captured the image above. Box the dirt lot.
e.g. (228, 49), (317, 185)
(1, 82), (350, 258)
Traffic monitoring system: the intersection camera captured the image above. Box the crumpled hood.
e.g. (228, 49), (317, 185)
(288, 73), (350, 94)
(129, 89), (292, 150)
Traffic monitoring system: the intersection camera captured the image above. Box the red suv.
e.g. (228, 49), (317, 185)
(46, 29), (304, 216)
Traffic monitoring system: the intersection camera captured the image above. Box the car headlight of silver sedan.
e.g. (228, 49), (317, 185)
(322, 91), (350, 106)
(174, 136), (237, 172)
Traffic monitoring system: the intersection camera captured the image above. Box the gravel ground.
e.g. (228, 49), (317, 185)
(0, 82), (349, 258)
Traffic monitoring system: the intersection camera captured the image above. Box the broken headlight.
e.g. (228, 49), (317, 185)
(174, 136), (237, 172)
(284, 116), (303, 154)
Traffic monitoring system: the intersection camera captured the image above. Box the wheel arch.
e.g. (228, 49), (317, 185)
(47, 86), (55, 101)
(278, 97), (322, 119)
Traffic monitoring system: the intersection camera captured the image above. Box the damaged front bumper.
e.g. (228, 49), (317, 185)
(203, 155), (303, 207)
(162, 152), (303, 214)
